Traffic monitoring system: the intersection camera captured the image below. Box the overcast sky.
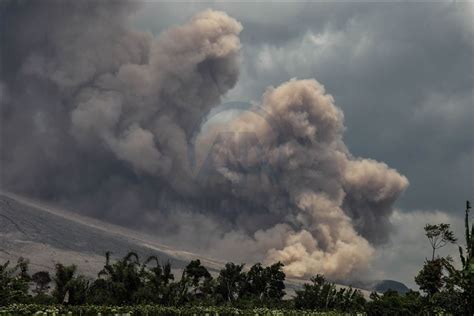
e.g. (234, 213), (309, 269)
(133, 1), (473, 287)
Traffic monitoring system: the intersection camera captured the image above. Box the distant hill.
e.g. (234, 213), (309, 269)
(343, 279), (410, 294)
(373, 280), (410, 294)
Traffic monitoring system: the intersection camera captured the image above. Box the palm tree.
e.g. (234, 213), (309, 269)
(137, 255), (175, 304)
(52, 263), (76, 303)
(96, 251), (142, 304)
(52, 263), (88, 305)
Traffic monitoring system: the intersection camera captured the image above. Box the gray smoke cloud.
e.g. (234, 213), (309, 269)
(194, 79), (408, 277)
(0, 0), (408, 279)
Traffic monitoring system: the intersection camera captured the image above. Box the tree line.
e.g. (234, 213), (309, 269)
(0, 252), (365, 312)
(1, 201), (473, 315)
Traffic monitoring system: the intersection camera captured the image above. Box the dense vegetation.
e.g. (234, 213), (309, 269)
(1, 201), (472, 315)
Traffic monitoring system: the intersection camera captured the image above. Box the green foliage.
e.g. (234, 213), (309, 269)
(52, 263), (89, 305)
(0, 251), (291, 311)
(215, 262), (246, 303)
(428, 290), (465, 315)
(414, 258), (444, 296)
(414, 200), (474, 315)
(0, 304), (345, 315)
(133, 256), (174, 305)
(294, 274), (365, 312)
(177, 259), (213, 304)
(32, 271), (51, 295)
(366, 290), (423, 316)
(0, 258), (31, 305)
(15, 257), (31, 282)
(241, 262), (286, 305)
(92, 251), (142, 305)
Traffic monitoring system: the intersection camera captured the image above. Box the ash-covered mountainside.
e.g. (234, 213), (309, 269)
(0, 191), (222, 276)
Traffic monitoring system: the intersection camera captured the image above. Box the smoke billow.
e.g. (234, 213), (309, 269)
(194, 79), (408, 278)
(0, 1), (408, 279)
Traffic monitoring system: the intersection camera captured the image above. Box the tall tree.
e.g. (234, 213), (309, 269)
(243, 262), (285, 303)
(415, 222), (456, 299)
(415, 201), (473, 314)
(454, 201), (474, 315)
(216, 263), (246, 303)
(265, 262), (286, 302)
(182, 259), (212, 300)
(424, 223), (457, 260)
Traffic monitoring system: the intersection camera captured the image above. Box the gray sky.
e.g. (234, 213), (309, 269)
(133, 1), (473, 287)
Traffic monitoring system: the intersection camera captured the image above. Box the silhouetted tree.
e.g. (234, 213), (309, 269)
(424, 223), (457, 260)
(415, 220), (457, 302)
(413, 201), (474, 314)
(52, 263), (88, 305)
(180, 259), (213, 303)
(295, 274), (331, 309)
(95, 251), (142, 304)
(216, 262), (245, 303)
(16, 257), (30, 282)
(446, 201), (474, 315)
(265, 262), (286, 302)
(242, 262), (285, 304)
(366, 290), (422, 316)
(294, 274), (364, 311)
(0, 259), (30, 304)
(32, 271), (51, 294)
(134, 255), (174, 304)
(415, 258), (445, 297)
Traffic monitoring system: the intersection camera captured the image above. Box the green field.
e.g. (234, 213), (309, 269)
(0, 304), (347, 316)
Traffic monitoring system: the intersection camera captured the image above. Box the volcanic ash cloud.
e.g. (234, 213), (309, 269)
(0, 2), (408, 280)
(200, 79), (408, 278)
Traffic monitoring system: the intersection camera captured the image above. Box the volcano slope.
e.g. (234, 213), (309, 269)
(0, 191), (387, 297)
(0, 191), (223, 276)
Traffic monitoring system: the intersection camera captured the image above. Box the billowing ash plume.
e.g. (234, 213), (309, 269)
(0, 0), (408, 279)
